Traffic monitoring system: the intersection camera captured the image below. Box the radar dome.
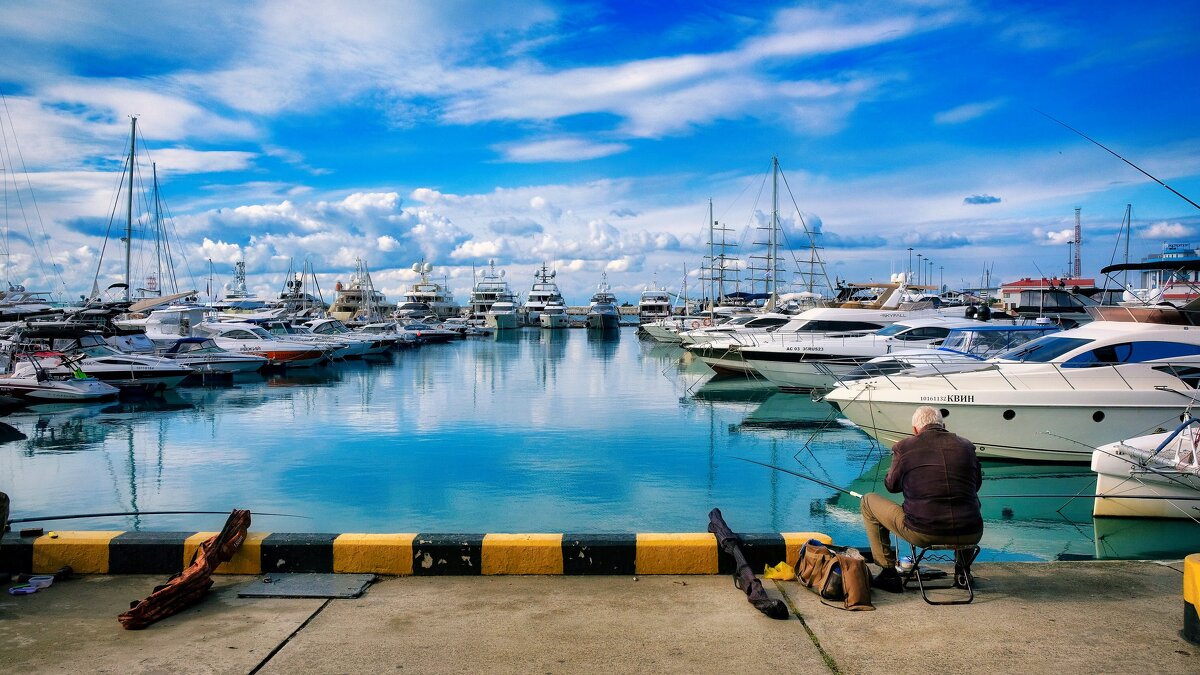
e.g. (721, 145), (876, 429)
(422, 262), (433, 273)
(411, 263), (421, 272)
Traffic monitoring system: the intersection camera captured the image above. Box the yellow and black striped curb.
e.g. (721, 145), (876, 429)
(0, 531), (832, 576)
(1185, 553), (1199, 645)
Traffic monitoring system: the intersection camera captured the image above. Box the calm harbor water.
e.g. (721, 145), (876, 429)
(2, 327), (1197, 561)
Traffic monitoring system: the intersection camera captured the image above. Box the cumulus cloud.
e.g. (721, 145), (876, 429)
(963, 194), (1001, 205)
(610, 208), (640, 218)
(1034, 227), (1075, 245)
(1142, 221), (1193, 239)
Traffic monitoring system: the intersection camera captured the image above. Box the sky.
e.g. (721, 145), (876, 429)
(1, 0), (1198, 305)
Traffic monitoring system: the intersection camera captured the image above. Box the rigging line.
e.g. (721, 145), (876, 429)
(90, 148), (132, 297)
(778, 166), (832, 295)
(1036, 109), (1200, 211)
(0, 90), (68, 295)
(1043, 430), (1197, 492)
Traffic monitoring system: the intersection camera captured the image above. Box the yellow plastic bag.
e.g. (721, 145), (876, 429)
(763, 561), (796, 581)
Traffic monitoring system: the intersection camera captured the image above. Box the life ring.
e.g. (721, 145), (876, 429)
(437, 323), (444, 329)
(703, 318), (713, 327)
(691, 320), (700, 329)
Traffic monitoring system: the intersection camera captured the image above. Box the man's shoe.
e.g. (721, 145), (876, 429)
(871, 567), (904, 594)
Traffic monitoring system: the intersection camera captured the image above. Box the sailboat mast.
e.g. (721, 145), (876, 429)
(707, 199), (714, 311)
(770, 155), (779, 308)
(152, 162), (163, 297)
(125, 116), (137, 302)
(1123, 204), (1132, 289)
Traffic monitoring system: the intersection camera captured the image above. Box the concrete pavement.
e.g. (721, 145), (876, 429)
(0, 562), (1196, 674)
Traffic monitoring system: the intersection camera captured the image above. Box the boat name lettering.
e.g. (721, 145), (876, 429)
(786, 346), (822, 352)
(919, 394), (974, 403)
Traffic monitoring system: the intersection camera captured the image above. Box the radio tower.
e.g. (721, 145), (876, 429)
(1073, 207), (1082, 278)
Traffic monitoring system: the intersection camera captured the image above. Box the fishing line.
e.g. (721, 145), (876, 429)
(8, 509), (310, 525)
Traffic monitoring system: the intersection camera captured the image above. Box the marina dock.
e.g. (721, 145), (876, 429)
(0, 560), (1194, 673)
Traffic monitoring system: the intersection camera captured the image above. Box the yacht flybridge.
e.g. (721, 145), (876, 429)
(823, 305), (1200, 462)
(586, 275), (620, 330)
(522, 263), (565, 326)
(398, 261), (459, 320)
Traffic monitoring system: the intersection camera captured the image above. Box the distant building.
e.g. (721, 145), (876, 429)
(1133, 242), (1200, 305)
(998, 276), (1097, 306)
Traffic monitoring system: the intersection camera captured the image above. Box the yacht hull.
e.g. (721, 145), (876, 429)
(1091, 436), (1200, 518)
(825, 382), (1194, 462)
(586, 313), (619, 330)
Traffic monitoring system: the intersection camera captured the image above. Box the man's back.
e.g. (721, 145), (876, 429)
(885, 425), (983, 536)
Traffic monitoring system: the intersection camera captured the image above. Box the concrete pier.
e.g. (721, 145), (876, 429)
(1, 561), (1195, 674)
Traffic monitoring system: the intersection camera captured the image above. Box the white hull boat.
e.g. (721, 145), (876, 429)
(1092, 418), (1200, 519)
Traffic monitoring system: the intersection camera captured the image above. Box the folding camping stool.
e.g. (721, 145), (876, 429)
(901, 543), (980, 605)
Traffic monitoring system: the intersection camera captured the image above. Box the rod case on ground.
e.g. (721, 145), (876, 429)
(118, 509), (251, 629)
(707, 508), (789, 620)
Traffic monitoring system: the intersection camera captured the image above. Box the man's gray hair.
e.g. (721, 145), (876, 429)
(912, 405), (943, 430)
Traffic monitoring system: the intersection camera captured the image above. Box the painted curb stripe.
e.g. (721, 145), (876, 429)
(636, 533), (719, 575)
(0, 530), (836, 576)
(1185, 553), (1200, 645)
(0, 532), (36, 573)
(563, 533), (636, 575)
(262, 533), (339, 573)
(483, 533), (564, 575)
(184, 531), (268, 574)
(783, 532), (835, 568)
(716, 533), (785, 575)
(110, 531), (190, 574)
(334, 534), (416, 575)
(33, 531), (121, 574)
(413, 533), (485, 575)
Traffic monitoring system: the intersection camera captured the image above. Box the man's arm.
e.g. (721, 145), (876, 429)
(884, 446), (903, 493)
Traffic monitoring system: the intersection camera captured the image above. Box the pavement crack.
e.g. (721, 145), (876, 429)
(247, 599), (331, 675)
(773, 580), (840, 674)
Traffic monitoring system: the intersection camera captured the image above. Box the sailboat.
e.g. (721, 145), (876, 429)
(329, 258), (396, 324)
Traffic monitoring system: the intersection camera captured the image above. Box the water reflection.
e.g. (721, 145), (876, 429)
(0, 328), (1195, 560)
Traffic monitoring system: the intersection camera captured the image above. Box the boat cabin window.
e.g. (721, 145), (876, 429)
(223, 329), (258, 339)
(1153, 365), (1200, 388)
(997, 336), (1092, 362)
(746, 317), (790, 328)
(1063, 341), (1200, 367)
(799, 320), (886, 333)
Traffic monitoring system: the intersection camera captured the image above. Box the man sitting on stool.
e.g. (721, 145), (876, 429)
(861, 405), (983, 592)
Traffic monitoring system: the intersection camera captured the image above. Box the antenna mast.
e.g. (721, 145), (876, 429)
(1073, 207), (1082, 278)
(124, 116), (137, 302)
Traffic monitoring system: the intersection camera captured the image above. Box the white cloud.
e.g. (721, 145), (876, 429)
(933, 99), (1006, 125)
(1142, 221), (1192, 239)
(496, 137), (629, 163)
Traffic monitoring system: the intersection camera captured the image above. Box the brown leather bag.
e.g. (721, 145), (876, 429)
(796, 539), (874, 611)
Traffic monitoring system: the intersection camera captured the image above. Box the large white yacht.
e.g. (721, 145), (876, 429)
(330, 258), (396, 324)
(397, 261), (459, 320)
(586, 275), (620, 330)
(486, 299), (521, 331)
(468, 260), (516, 319)
(823, 305), (1200, 462)
(740, 316), (987, 392)
(539, 300), (570, 329)
(522, 263), (565, 326)
(637, 283), (672, 324)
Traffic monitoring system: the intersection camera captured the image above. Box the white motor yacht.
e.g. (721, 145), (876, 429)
(686, 305), (935, 376)
(523, 263), (565, 326)
(259, 320), (363, 359)
(539, 301), (570, 329)
(0, 353), (120, 401)
(1091, 416), (1200, 519)
(159, 337), (268, 374)
(637, 284), (672, 324)
(741, 316), (990, 392)
(823, 305), (1200, 462)
(586, 276), (620, 330)
(486, 299), (521, 331)
(306, 318), (393, 354)
(468, 260), (516, 319)
(33, 333), (193, 393)
(194, 322), (329, 367)
(399, 261), (459, 320)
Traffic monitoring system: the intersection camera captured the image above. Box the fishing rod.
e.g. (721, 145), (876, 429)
(7, 509), (310, 525)
(1036, 109), (1200, 211)
(737, 457), (1200, 502)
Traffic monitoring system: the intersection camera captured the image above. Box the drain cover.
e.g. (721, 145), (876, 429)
(236, 573), (376, 598)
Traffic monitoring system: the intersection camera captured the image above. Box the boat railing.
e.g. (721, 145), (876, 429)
(859, 359), (1200, 395)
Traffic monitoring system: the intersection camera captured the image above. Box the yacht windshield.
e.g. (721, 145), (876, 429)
(997, 336), (1091, 362)
(875, 324), (910, 337)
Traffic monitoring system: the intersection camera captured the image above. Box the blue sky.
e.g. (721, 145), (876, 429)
(1, 0), (1198, 304)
